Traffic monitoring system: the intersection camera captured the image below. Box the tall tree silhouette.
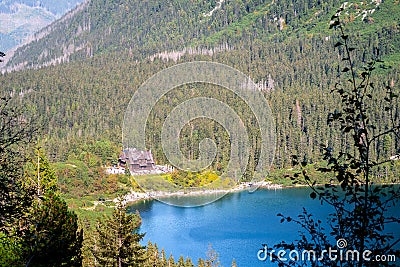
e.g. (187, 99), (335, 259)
(0, 57), (37, 228)
(271, 8), (400, 267)
(19, 147), (83, 266)
(93, 199), (147, 266)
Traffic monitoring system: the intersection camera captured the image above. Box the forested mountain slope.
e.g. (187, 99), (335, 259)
(0, 0), (399, 183)
(6, 0), (399, 71)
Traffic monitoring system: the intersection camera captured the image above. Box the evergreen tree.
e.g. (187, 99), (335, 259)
(19, 147), (83, 266)
(144, 241), (163, 267)
(93, 199), (147, 266)
(197, 258), (206, 267)
(167, 255), (176, 267)
(0, 96), (36, 229)
(0, 232), (22, 266)
(20, 193), (83, 266)
(205, 244), (220, 267)
(177, 256), (186, 267)
(160, 248), (168, 266)
(24, 146), (59, 198)
(185, 258), (194, 267)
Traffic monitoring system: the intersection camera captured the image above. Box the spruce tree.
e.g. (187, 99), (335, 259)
(177, 256), (186, 267)
(93, 199), (147, 266)
(160, 248), (168, 266)
(167, 255), (176, 267)
(0, 96), (36, 229)
(205, 244), (220, 267)
(197, 258), (205, 267)
(19, 146), (83, 266)
(185, 258), (194, 267)
(144, 241), (163, 267)
(21, 193), (83, 266)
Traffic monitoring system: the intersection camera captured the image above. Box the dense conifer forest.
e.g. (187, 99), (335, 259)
(0, 0), (399, 265)
(2, 0), (399, 181)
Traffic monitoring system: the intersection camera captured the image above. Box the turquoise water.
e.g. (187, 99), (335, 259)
(128, 187), (400, 266)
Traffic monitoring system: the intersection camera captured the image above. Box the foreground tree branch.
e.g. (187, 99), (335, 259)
(272, 8), (400, 267)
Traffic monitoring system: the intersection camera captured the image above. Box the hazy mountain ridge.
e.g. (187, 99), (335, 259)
(3, 0), (338, 71)
(3, 0), (399, 72)
(0, 0), (84, 52)
(3, 0), (239, 70)
(0, 0), (83, 15)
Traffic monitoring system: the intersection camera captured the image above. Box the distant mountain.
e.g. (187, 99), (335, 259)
(3, 0), (399, 72)
(0, 0), (398, 170)
(0, 0), (84, 52)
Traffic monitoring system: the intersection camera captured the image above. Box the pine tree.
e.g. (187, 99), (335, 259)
(19, 146), (83, 266)
(160, 248), (168, 266)
(185, 258), (194, 267)
(21, 193), (83, 266)
(0, 96), (36, 229)
(205, 244), (220, 267)
(144, 241), (162, 267)
(93, 199), (147, 266)
(197, 258), (206, 267)
(24, 146), (59, 197)
(167, 255), (176, 267)
(177, 256), (185, 267)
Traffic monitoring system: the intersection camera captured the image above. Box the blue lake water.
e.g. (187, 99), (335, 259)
(128, 187), (400, 266)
